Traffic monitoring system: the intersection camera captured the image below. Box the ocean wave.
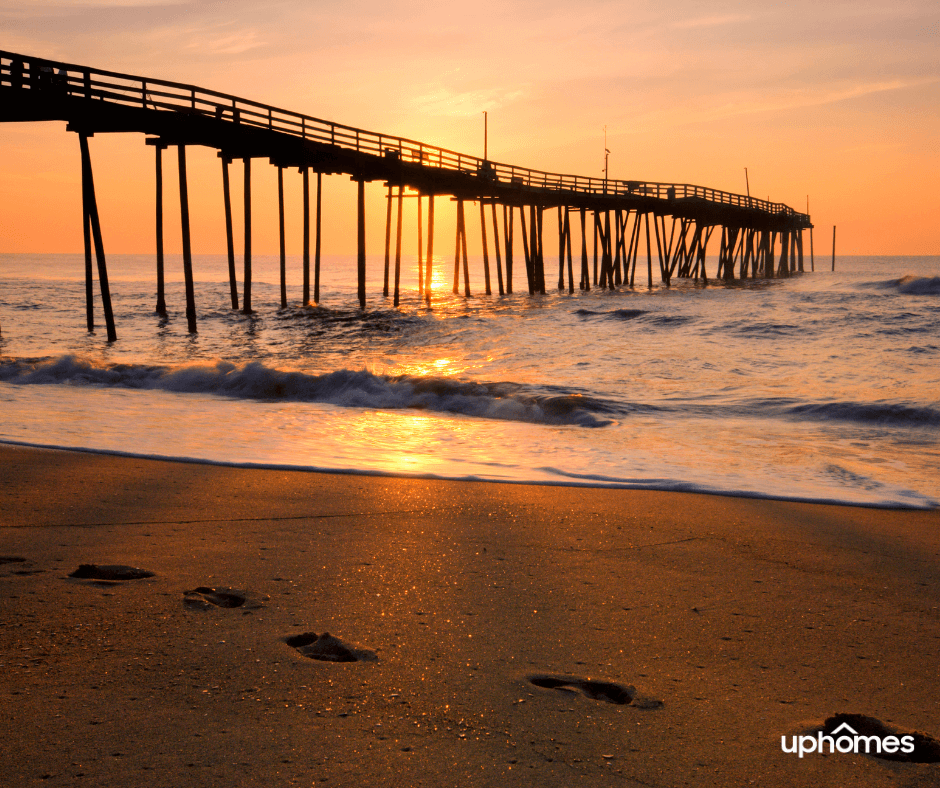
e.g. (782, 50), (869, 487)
(0, 355), (617, 428)
(868, 275), (940, 296)
(744, 397), (940, 428)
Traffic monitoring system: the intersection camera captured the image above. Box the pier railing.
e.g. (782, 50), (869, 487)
(0, 51), (807, 221)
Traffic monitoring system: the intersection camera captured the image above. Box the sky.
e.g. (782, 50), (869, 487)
(0, 0), (937, 257)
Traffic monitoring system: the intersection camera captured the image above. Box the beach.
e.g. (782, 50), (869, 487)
(2, 443), (938, 787)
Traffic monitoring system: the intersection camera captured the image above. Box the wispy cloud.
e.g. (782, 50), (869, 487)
(411, 86), (526, 117)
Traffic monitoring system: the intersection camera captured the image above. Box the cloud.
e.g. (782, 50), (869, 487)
(411, 86), (526, 117)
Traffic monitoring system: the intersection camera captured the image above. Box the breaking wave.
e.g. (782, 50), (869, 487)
(0, 355), (618, 428)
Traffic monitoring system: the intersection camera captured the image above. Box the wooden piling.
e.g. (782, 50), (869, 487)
(453, 200), (462, 294)
(221, 156), (238, 310)
(384, 183), (392, 297)
(79, 133), (116, 342)
(176, 144), (197, 334)
(491, 202), (504, 296)
(480, 201), (492, 295)
(154, 145), (166, 315)
(565, 207), (574, 294)
(520, 206), (533, 295)
(314, 172), (322, 304)
(242, 157), (252, 314)
(278, 166), (287, 308)
(357, 178), (366, 309)
(425, 194), (434, 303)
(831, 226), (836, 271)
(579, 208), (590, 291)
(504, 204), (514, 294)
(302, 167), (310, 305)
(645, 212), (653, 288)
(461, 201), (471, 297)
(417, 194), (424, 297)
(557, 205), (565, 290)
(810, 226), (815, 271)
(393, 184), (403, 307)
(82, 154), (94, 331)
(535, 206), (546, 294)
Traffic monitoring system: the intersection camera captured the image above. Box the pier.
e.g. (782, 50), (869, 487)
(1, 50), (813, 341)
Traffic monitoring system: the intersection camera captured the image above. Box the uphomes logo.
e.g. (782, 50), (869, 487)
(782, 721), (915, 759)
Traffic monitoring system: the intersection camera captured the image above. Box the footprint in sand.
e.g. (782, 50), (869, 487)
(285, 632), (378, 663)
(183, 587), (264, 611)
(0, 556), (44, 576)
(68, 564), (155, 582)
(821, 713), (940, 764)
(527, 674), (663, 708)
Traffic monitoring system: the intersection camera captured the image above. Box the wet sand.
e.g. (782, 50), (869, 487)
(1, 443), (938, 787)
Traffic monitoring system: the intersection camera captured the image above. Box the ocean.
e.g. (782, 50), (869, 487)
(0, 252), (937, 509)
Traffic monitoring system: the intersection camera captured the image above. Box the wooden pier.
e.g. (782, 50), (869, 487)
(0, 50), (813, 340)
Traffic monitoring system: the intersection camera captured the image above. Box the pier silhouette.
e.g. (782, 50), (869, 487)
(1, 50), (813, 341)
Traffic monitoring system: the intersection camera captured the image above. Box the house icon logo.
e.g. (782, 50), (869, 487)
(782, 721), (916, 758)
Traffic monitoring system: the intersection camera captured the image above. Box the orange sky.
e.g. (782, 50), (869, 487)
(1, 0), (937, 257)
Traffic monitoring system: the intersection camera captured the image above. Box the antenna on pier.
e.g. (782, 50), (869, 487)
(603, 126), (610, 192)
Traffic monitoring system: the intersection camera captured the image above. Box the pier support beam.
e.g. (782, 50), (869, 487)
(314, 172), (322, 304)
(242, 157), (252, 313)
(491, 202), (504, 296)
(154, 144), (167, 315)
(425, 194), (434, 303)
(384, 184), (393, 297)
(480, 201), (492, 295)
(417, 195), (424, 298)
(579, 208), (590, 291)
(357, 178), (366, 309)
(221, 156), (238, 310)
(504, 205), (514, 294)
(393, 184), (403, 307)
(302, 167), (310, 305)
(278, 166), (287, 308)
(177, 145), (197, 334)
(78, 132), (117, 342)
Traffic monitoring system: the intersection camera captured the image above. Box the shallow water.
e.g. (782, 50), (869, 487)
(1, 252), (937, 508)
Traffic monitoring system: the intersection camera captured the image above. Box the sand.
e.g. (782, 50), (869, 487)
(1, 443), (938, 787)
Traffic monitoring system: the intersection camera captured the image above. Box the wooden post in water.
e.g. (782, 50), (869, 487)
(504, 205), (514, 294)
(425, 194), (434, 303)
(357, 178), (366, 309)
(565, 207), (574, 294)
(645, 212), (653, 288)
(810, 226), (815, 271)
(520, 206), (533, 294)
(82, 148), (94, 331)
(302, 167), (310, 305)
(79, 133), (117, 342)
(831, 226), (836, 271)
(393, 184), (403, 307)
(154, 144), (167, 315)
(242, 157), (252, 313)
(535, 206), (546, 294)
(491, 203), (504, 295)
(417, 195), (424, 297)
(383, 184), (392, 297)
(278, 166), (287, 308)
(221, 156), (238, 310)
(557, 205), (566, 290)
(579, 208), (590, 291)
(176, 144), (197, 334)
(480, 201), (492, 295)
(453, 200), (462, 294)
(613, 209), (622, 287)
(314, 172), (322, 304)
(461, 201), (471, 297)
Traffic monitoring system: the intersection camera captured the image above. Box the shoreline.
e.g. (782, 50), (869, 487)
(2, 443), (939, 786)
(1, 437), (935, 512)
